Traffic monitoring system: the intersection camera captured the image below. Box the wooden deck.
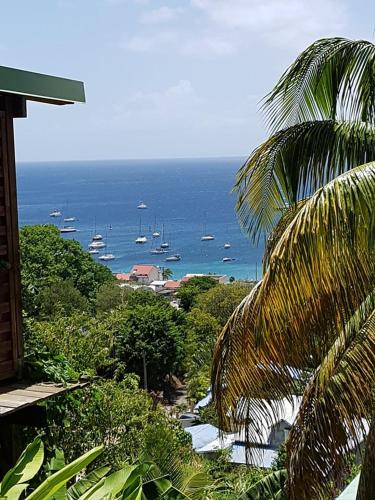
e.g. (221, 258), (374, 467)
(0, 381), (87, 416)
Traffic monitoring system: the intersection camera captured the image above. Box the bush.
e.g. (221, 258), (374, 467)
(177, 276), (218, 311)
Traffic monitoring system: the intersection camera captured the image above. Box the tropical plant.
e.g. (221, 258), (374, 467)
(1, 437), (209, 499)
(212, 37), (375, 500)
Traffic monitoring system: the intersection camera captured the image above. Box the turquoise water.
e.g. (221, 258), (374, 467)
(16, 158), (264, 280)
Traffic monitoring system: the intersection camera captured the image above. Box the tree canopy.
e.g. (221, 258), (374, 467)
(20, 225), (113, 316)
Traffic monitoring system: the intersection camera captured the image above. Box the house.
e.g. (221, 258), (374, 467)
(0, 64), (86, 469)
(192, 388), (302, 468)
(116, 265), (161, 285)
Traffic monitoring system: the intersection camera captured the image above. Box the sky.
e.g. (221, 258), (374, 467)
(1, 0), (374, 161)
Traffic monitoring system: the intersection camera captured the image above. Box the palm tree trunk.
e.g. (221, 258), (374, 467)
(357, 415), (375, 499)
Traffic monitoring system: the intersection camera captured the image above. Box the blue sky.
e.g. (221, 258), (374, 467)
(1, 0), (374, 161)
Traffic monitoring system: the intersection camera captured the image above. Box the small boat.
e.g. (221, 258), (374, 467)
(60, 226), (77, 233)
(160, 224), (170, 248)
(166, 254), (181, 262)
(64, 217), (77, 223)
(150, 247), (168, 255)
(89, 249), (99, 255)
(92, 234), (103, 241)
(99, 253), (115, 261)
(109, 224), (112, 230)
(135, 235), (148, 244)
(137, 201), (147, 209)
(223, 257), (236, 262)
(49, 209), (61, 217)
(89, 241), (106, 249)
(201, 235), (215, 241)
(224, 243), (231, 249)
(153, 231), (161, 238)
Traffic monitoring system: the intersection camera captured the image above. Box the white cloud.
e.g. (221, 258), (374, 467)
(191, 0), (347, 47)
(122, 30), (234, 56)
(139, 6), (184, 24)
(122, 31), (177, 52)
(182, 36), (235, 55)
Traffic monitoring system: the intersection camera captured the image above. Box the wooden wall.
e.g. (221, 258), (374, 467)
(0, 96), (23, 381)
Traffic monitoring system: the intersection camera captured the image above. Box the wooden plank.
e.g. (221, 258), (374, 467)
(0, 302), (10, 314)
(0, 322), (10, 334)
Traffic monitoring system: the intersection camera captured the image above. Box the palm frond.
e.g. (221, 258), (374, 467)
(240, 469), (287, 499)
(235, 120), (375, 242)
(213, 163), (375, 461)
(264, 37), (375, 131)
(263, 199), (308, 272)
(286, 293), (375, 499)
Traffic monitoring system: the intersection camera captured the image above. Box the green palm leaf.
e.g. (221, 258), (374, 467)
(213, 163), (375, 456)
(286, 293), (375, 499)
(263, 38), (375, 130)
(240, 469), (287, 499)
(235, 120), (375, 242)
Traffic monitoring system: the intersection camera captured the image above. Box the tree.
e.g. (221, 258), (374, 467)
(95, 281), (130, 313)
(20, 225), (113, 316)
(38, 279), (89, 319)
(25, 313), (115, 377)
(177, 276), (217, 311)
(212, 38), (375, 500)
(196, 283), (253, 327)
(162, 267), (173, 280)
(109, 304), (185, 387)
(184, 309), (220, 401)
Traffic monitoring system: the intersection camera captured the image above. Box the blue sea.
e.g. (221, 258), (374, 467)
(16, 158), (263, 280)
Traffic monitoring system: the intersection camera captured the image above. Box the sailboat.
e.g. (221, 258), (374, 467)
(165, 254), (181, 262)
(201, 220), (215, 241)
(99, 231), (115, 261)
(160, 224), (169, 248)
(150, 247), (168, 255)
(135, 218), (148, 244)
(224, 242), (231, 249)
(152, 218), (161, 238)
(137, 201), (147, 209)
(60, 226), (78, 233)
(49, 209), (61, 217)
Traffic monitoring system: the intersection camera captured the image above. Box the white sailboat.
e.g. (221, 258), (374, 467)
(135, 218), (148, 244)
(89, 249), (99, 255)
(60, 226), (77, 233)
(64, 217), (77, 222)
(49, 209), (61, 217)
(224, 242), (231, 249)
(160, 224), (169, 248)
(99, 253), (115, 261)
(223, 257), (236, 262)
(165, 254), (181, 262)
(89, 240), (106, 249)
(150, 247), (168, 255)
(137, 201), (147, 209)
(201, 221), (214, 241)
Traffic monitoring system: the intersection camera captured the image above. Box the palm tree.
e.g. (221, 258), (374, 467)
(212, 38), (375, 499)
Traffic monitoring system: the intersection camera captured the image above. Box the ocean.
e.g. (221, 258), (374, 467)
(16, 157), (264, 280)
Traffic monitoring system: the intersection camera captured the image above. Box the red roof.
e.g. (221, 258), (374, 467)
(115, 273), (131, 281)
(131, 264), (157, 276)
(181, 276), (193, 283)
(163, 280), (181, 290)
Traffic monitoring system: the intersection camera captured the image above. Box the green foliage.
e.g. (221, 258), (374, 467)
(0, 436), (198, 499)
(23, 319), (78, 383)
(177, 276), (218, 311)
(239, 469), (287, 499)
(162, 268), (173, 280)
(109, 303), (185, 386)
(95, 281), (131, 314)
(184, 309), (220, 401)
(196, 283), (253, 327)
(20, 225), (113, 316)
(38, 279), (89, 319)
(24, 314), (114, 377)
(42, 380), (193, 470)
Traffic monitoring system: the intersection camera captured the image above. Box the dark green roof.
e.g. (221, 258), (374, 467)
(0, 65), (85, 105)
